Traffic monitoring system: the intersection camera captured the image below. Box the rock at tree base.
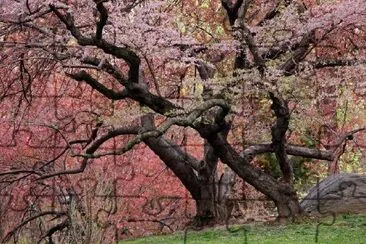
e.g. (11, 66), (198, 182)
(301, 173), (366, 215)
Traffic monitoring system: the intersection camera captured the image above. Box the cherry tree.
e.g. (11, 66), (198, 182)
(1, 0), (366, 241)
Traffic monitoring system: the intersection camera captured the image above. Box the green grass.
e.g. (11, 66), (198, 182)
(121, 214), (366, 244)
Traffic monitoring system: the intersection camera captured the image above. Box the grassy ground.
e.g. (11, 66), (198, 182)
(121, 214), (366, 244)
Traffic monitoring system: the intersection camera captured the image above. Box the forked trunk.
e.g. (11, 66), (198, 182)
(193, 169), (236, 226)
(194, 191), (234, 226)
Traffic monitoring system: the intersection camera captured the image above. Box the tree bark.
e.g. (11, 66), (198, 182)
(141, 115), (236, 225)
(194, 172), (236, 226)
(194, 184), (216, 226)
(206, 130), (304, 221)
(272, 186), (303, 221)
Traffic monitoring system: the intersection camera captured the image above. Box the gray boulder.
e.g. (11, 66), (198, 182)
(300, 173), (366, 215)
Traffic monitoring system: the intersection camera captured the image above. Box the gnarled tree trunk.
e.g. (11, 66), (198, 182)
(272, 187), (303, 221)
(194, 166), (236, 226)
(141, 115), (237, 226)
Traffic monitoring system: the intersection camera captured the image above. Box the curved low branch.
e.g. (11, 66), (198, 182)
(85, 126), (140, 154)
(240, 143), (334, 161)
(239, 127), (366, 163)
(286, 145), (333, 160)
(80, 99), (230, 159)
(38, 126), (139, 180)
(37, 99), (229, 180)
